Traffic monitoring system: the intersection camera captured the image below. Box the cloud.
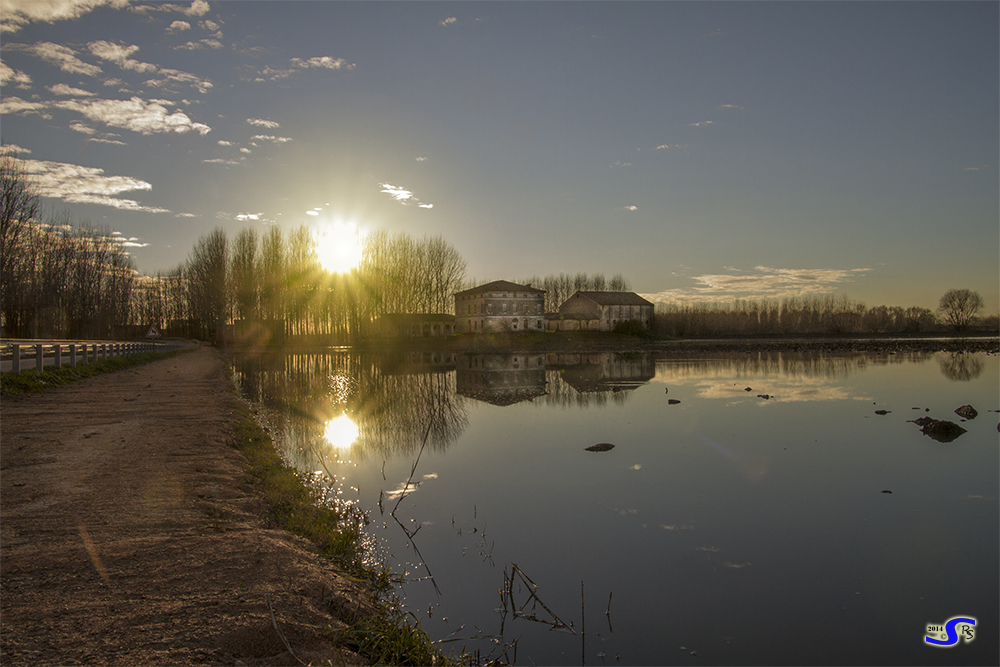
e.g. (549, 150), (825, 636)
(0, 96), (50, 115)
(145, 68), (213, 93)
(440, 17), (458, 26)
(379, 182), (434, 209)
(69, 121), (96, 134)
(217, 140), (234, 146)
(48, 83), (95, 96)
(247, 118), (279, 128)
(291, 56), (354, 70)
(415, 156), (428, 162)
(1, 144), (31, 154)
(250, 134), (292, 144)
(717, 104), (744, 110)
(167, 20), (191, 32)
(0, 61), (33, 87)
(174, 39), (223, 51)
(15, 41), (103, 76)
(689, 120), (716, 127)
(130, 0), (209, 17)
(655, 143), (687, 150)
(1, 0), (129, 33)
(20, 157), (169, 212)
(255, 55), (356, 81)
(624, 205), (638, 211)
(642, 266), (871, 305)
(87, 40), (158, 73)
(50, 96), (212, 135)
(203, 158), (244, 165)
(963, 164), (990, 171)
(610, 161), (631, 168)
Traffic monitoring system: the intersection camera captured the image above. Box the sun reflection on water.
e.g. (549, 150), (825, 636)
(323, 414), (359, 450)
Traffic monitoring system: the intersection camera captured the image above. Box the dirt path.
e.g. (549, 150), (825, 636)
(1, 346), (373, 666)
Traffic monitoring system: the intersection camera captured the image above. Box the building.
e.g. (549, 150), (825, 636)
(550, 291), (654, 332)
(370, 313), (455, 338)
(454, 280), (546, 333)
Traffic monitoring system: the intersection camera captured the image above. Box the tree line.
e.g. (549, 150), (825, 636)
(654, 292), (994, 337)
(1, 146), (994, 341)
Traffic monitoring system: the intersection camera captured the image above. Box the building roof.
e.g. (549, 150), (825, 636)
(454, 280), (545, 297)
(568, 291), (654, 306)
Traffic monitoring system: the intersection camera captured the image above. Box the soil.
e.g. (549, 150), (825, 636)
(1, 345), (377, 666)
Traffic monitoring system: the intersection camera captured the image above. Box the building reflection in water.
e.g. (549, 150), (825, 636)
(456, 353), (547, 406)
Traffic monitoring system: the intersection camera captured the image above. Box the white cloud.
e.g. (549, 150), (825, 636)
(217, 140), (234, 146)
(131, 0), (209, 17)
(1, 0), (129, 33)
(52, 96), (212, 135)
(236, 213), (262, 221)
(17, 41), (103, 77)
(415, 156), (428, 162)
(247, 118), (279, 128)
(655, 143), (687, 150)
(203, 158), (244, 165)
(439, 17), (458, 26)
(48, 83), (95, 96)
(1, 144), (31, 154)
(380, 183), (413, 202)
(717, 104), (744, 110)
(174, 39), (223, 51)
(239, 147), (251, 154)
(290, 56), (354, 70)
(167, 20), (191, 32)
(0, 61), (33, 87)
(379, 182), (434, 209)
(624, 205), (638, 211)
(199, 19), (219, 31)
(88, 40), (158, 73)
(255, 55), (355, 81)
(642, 266), (871, 305)
(69, 121), (96, 134)
(20, 158), (169, 212)
(689, 120), (715, 127)
(0, 96), (49, 115)
(251, 134), (292, 143)
(610, 161), (631, 168)
(145, 68), (213, 93)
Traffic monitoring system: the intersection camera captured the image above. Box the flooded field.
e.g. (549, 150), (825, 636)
(232, 348), (998, 665)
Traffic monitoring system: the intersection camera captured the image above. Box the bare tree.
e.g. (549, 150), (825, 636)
(938, 289), (983, 331)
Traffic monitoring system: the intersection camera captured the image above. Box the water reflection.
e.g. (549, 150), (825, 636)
(456, 354), (546, 406)
(323, 414), (359, 450)
(938, 352), (985, 381)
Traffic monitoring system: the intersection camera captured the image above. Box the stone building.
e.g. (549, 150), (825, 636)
(371, 313), (455, 338)
(454, 280), (546, 333)
(549, 291), (654, 332)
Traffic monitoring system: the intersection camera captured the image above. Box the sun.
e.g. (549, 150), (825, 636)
(314, 222), (364, 273)
(323, 414), (359, 450)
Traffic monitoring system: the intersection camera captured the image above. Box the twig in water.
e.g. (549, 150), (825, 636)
(606, 591), (614, 633)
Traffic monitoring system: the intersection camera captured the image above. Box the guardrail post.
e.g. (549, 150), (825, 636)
(36, 344), (44, 372)
(54, 344), (62, 369)
(11, 344), (20, 374)
(82, 343), (89, 365)
(102, 343), (108, 362)
(70, 344), (77, 368)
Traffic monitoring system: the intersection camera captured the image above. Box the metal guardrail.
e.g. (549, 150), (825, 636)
(0, 340), (157, 373)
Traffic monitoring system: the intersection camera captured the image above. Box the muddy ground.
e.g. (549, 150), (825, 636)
(1, 346), (376, 666)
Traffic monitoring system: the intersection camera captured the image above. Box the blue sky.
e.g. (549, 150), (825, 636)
(1, 0), (997, 311)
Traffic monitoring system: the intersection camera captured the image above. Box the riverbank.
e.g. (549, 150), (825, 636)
(249, 331), (1000, 355)
(0, 346), (433, 666)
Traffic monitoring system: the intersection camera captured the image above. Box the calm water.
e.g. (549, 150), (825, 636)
(232, 348), (999, 666)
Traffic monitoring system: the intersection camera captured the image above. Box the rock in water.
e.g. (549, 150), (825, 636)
(954, 405), (978, 420)
(667, 399), (681, 405)
(911, 417), (967, 443)
(585, 443), (615, 452)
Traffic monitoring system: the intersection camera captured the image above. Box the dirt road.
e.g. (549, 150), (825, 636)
(1, 346), (372, 666)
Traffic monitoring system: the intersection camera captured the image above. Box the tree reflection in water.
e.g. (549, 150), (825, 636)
(938, 352), (985, 381)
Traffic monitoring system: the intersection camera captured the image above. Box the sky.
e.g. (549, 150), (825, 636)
(1, 0), (997, 312)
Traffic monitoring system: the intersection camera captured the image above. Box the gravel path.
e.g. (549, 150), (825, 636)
(1, 346), (372, 666)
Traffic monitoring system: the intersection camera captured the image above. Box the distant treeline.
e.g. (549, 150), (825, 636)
(654, 295), (994, 337)
(519, 273), (631, 312)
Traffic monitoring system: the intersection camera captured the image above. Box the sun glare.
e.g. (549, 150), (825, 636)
(323, 414), (359, 450)
(315, 222), (364, 274)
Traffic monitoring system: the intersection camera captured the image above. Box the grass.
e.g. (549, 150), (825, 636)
(0, 349), (188, 398)
(229, 405), (453, 666)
